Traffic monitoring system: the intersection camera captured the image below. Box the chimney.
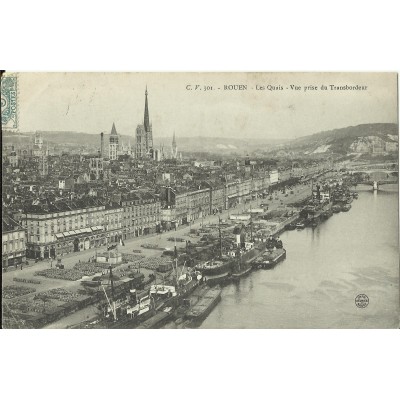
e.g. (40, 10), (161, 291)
(167, 187), (171, 203)
(100, 132), (104, 158)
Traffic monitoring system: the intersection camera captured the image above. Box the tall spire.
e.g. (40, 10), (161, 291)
(172, 131), (177, 159)
(172, 131), (176, 147)
(144, 86), (150, 133)
(111, 122), (118, 136)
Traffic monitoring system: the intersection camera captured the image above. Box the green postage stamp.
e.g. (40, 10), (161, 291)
(1, 74), (18, 129)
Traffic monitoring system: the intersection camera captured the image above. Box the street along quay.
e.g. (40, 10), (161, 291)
(2, 175), (363, 329)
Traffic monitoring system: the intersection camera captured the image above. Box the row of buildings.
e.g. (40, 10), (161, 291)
(3, 153), (337, 267)
(2, 167), (284, 264)
(5, 190), (160, 261)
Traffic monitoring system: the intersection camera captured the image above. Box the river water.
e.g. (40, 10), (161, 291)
(200, 184), (399, 329)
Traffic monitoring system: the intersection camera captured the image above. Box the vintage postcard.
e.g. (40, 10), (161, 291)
(1, 72), (398, 329)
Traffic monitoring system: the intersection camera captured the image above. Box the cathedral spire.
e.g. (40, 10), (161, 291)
(172, 131), (177, 159)
(144, 86), (150, 133)
(172, 131), (176, 147)
(111, 122), (118, 136)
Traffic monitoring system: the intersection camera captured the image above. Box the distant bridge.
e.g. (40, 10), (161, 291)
(349, 162), (398, 171)
(349, 169), (398, 190)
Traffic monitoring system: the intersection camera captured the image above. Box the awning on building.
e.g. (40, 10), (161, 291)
(55, 233), (64, 239)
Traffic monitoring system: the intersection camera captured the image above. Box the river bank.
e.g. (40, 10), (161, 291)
(200, 184), (399, 328)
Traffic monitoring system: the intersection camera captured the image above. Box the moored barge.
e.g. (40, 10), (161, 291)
(136, 307), (174, 329)
(185, 286), (222, 322)
(252, 248), (286, 270)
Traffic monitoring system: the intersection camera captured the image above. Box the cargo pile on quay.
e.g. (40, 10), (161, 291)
(2, 174), (361, 329)
(69, 210), (293, 329)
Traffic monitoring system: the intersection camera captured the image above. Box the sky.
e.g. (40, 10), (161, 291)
(8, 72), (398, 140)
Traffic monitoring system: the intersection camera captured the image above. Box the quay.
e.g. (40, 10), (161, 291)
(3, 174), (363, 329)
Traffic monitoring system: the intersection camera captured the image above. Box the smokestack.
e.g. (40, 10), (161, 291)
(167, 187), (171, 203)
(100, 132), (104, 158)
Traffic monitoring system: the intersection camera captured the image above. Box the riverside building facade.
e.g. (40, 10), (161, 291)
(2, 216), (27, 269)
(22, 200), (123, 259)
(120, 191), (161, 239)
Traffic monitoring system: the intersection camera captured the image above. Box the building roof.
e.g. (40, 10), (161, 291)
(23, 197), (108, 214)
(121, 190), (158, 204)
(2, 215), (24, 233)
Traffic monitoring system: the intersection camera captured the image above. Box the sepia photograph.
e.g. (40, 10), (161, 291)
(1, 72), (398, 329)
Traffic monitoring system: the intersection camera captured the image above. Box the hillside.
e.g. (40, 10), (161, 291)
(3, 123), (398, 156)
(156, 136), (285, 154)
(2, 131), (136, 149)
(286, 123), (398, 155)
(2, 131), (284, 154)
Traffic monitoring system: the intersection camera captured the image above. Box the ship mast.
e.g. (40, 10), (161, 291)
(311, 178), (314, 198)
(236, 244), (242, 272)
(174, 237), (179, 284)
(109, 265), (116, 321)
(109, 266), (115, 303)
(101, 265), (117, 322)
(250, 202), (253, 242)
(218, 216), (223, 258)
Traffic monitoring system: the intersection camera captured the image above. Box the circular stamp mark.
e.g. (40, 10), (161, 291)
(355, 294), (369, 308)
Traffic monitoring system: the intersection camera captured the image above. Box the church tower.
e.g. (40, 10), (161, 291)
(109, 122), (119, 160)
(136, 87), (154, 159)
(172, 131), (178, 159)
(144, 86), (153, 152)
(34, 131), (43, 149)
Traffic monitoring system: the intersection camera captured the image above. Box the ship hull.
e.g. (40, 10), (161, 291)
(185, 286), (222, 323)
(231, 265), (253, 280)
(197, 259), (235, 276)
(203, 271), (231, 286)
(253, 249), (286, 270)
(136, 311), (173, 329)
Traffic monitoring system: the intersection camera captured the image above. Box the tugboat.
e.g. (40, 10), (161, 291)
(196, 216), (266, 285)
(195, 258), (234, 286)
(231, 248), (253, 280)
(193, 217), (235, 286)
